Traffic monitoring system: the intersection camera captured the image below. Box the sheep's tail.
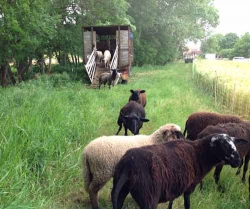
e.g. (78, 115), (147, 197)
(82, 151), (92, 192)
(183, 120), (187, 137)
(112, 166), (129, 209)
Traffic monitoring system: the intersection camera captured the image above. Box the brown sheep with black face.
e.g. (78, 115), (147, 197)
(112, 134), (247, 209)
(128, 89), (147, 107)
(183, 112), (242, 140)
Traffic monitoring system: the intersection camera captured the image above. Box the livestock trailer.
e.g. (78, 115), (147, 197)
(83, 25), (133, 86)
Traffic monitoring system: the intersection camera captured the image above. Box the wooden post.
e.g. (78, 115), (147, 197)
(118, 26), (120, 69)
(192, 60), (195, 78)
(214, 70), (217, 106)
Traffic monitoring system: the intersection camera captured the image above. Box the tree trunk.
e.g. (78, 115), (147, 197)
(7, 64), (16, 85)
(48, 49), (52, 74)
(0, 64), (7, 87)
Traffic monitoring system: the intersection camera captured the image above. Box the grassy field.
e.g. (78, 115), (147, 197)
(0, 63), (249, 209)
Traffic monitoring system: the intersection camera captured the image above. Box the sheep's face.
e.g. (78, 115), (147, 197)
(210, 134), (247, 168)
(130, 90), (145, 102)
(122, 115), (149, 135)
(159, 124), (184, 142)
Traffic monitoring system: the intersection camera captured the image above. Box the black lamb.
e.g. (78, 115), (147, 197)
(99, 68), (118, 89)
(111, 134), (247, 209)
(116, 101), (149, 136)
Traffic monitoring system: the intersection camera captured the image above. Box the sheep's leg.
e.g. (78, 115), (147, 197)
(236, 159), (243, 175)
(116, 125), (122, 135)
(213, 163), (223, 185)
(124, 126), (128, 136)
(88, 176), (110, 209)
(199, 181), (203, 192)
(213, 163), (225, 192)
(183, 192), (191, 209)
(167, 201), (173, 209)
(242, 154), (250, 183)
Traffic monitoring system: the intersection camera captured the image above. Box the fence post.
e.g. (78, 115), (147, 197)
(231, 83), (236, 113)
(192, 60), (195, 78)
(214, 70), (217, 106)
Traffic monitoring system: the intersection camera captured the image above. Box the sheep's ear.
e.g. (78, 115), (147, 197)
(210, 135), (219, 147)
(233, 138), (249, 146)
(140, 118), (150, 122)
(130, 89), (134, 93)
(140, 90), (146, 93)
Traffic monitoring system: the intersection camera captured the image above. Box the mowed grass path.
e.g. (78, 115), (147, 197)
(0, 63), (248, 208)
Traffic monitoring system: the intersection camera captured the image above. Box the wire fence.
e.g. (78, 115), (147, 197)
(192, 61), (250, 120)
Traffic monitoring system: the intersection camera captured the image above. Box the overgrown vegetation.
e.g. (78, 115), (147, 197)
(0, 63), (248, 208)
(0, 0), (219, 86)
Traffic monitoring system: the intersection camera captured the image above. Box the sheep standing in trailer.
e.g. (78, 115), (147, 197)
(183, 112), (242, 140)
(95, 51), (103, 63)
(116, 101), (149, 135)
(197, 122), (250, 190)
(82, 124), (184, 209)
(129, 89), (147, 107)
(99, 69), (118, 89)
(103, 50), (111, 69)
(112, 134), (247, 209)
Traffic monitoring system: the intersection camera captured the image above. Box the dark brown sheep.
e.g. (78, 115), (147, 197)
(116, 101), (149, 136)
(197, 122), (250, 191)
(111, 134), (247, 209)
(128, 89), (147, 107)
(183, 112), (242, 140)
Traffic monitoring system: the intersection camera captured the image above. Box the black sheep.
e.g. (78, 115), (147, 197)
(197, 122), (250, 190)
(116, 101), (149, 136)
(183, 112), (242, 140)
(128, 89), (147, 107)
(98, 69), (118, 89)
(111, 134), (247, 209)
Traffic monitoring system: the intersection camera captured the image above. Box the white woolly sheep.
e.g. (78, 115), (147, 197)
(95, 51), (103, 63)
(82, 123), (184, 209)
(103, 50), (111, 69)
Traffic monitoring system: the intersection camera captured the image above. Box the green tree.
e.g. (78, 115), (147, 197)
(128, 0), (219, 65)
(230, 33), (250, 59)
(0, 0), (59, 85)
(220, 33), (239, 49)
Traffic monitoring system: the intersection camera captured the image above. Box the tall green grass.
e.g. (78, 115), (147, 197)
(0, 63), (248, 208)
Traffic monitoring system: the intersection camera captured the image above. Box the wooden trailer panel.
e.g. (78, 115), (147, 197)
(117, 30), (129, 67)
(83, 31), (96, 64)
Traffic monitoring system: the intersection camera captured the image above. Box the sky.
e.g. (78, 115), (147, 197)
(214, 0), (250, 35)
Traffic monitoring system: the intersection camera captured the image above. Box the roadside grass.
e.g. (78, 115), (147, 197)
(0, 62), (248, 208)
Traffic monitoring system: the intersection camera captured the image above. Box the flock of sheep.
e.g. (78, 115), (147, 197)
(94, 49), (122, 89)
(82, 90), (250, 209)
